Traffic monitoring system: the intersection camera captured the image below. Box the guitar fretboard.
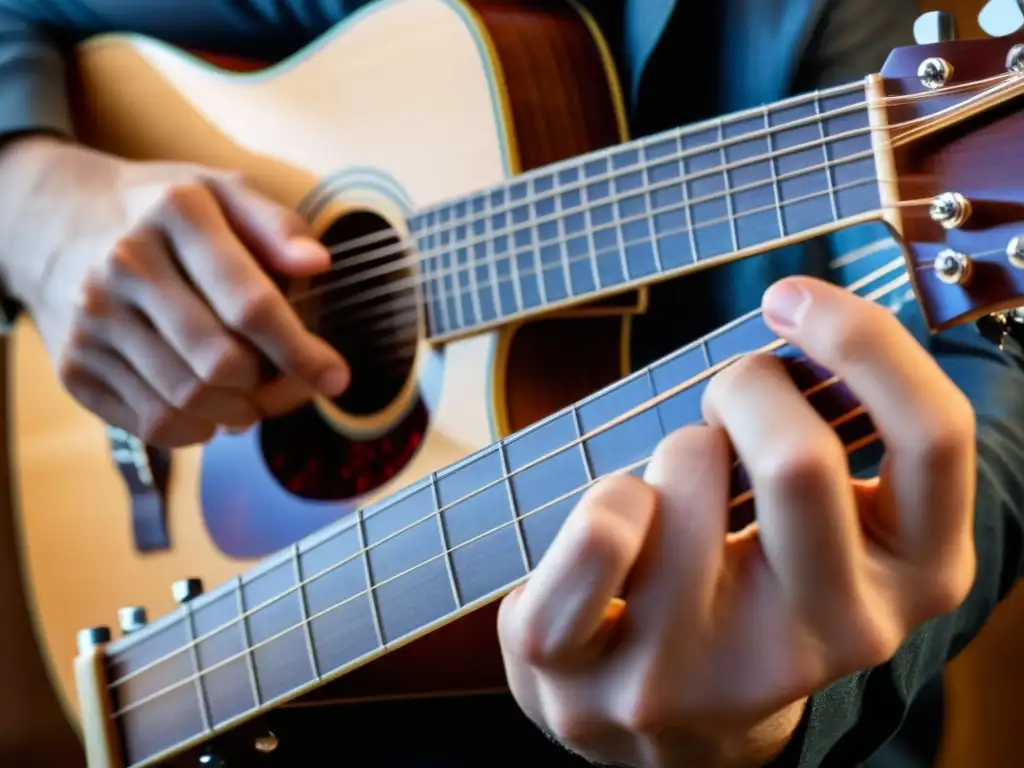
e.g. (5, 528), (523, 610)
(412, 81), (882, 340)
(102, 233), (909, 767)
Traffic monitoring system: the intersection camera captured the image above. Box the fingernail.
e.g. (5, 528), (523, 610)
(318, 366), (350, 396)
(763, 280), (811, 329)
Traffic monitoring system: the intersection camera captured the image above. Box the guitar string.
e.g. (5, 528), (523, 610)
(311, 72), (1010, 266)
(304, 178), (929, 324)
(288, 67), (1014, 327)
(105, 254), (915, 699)
(297, 187), (933, 367)
(287, 70), (1017, 307)
(102, 70), (1020, 702)
(293, 155), (886, 303)
(259, 72), (1019, 355)
(107, 334), (898, 721)
(111, 405), (884, 721)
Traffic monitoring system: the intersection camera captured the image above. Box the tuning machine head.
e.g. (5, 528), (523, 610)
(914, 10), (958, 44)
(117, 606), (148, 635)
(172, 578), (204, 604)
(978, 0), (1024, 38)
(76, 626), (112, 654)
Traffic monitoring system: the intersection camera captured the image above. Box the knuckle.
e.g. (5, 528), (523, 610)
(202, 341), (256, 388)
(913, 395), (975, 466)
(496, 591), (551, 669)
(157, 182), (211, 223)
(105, 231), (158, 282)
(57, 351), (87, 389)
(822, 303), (887, 366)
(75, 277), (114, 321)
(653, 424), (727, 481)
(923, 555), (976, 619)
(137, 409), (176, 445)
(517, 626), (554, 669)
(704, 353), (783, 410)
(571, 497), (637, 571)
(225, 288), (277, 334)
(270, 207), (307, 237)
(545, 704), (596, 746)
(169, 378), (207, 412)
(752, 436), (845, 492)
(618, 689), (670, 737)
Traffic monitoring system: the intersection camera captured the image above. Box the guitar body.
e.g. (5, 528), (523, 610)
(9, 0), (637, 730)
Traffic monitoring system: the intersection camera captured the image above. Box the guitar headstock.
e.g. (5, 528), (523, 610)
(879, 29), (1024, 331)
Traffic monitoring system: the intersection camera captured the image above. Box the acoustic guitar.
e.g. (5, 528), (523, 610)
(9, 1), (1024, 765)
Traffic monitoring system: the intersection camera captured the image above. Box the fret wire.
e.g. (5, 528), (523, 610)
(105, 260), (910, 713)
(432, 215), (453, 334)
(355, 509), (385, 648)
(413, 143), (876, 275)
(109, 267), (908, 727)
(182, 601), (213, 733)
(407, 68), (1006, 260)
(364, 143), (876, 321)
(763, 105), (787, 239)
(291, 544), (321, 681)
(815, 92), (841, 221)
(718, 120), (740, 252)
(581, 171), (604, 290)
(234, 577), (262, 709)
(529, 177), (549, 305)
(644, 368), (669, 438)
(699, 336), (713, 369)
(421, 253), (438, 336)
(497, 440), (531, 573)
(611, 174), (632, 286)
(679, 133), (700, 264)
(430, 472), (463, 608)
(412, 81), (867, 239)
(556, 173), (576, 299)
(465, 233), (484, 328)
(374, 173), (880, 330)
(640, 147), (665, 273)
(506, 207), (526, 314)
(449, 229), (467, 331)
(570, 406), (595, 483)
(414, 170), (879, 319)
(484, 192), (503, 319)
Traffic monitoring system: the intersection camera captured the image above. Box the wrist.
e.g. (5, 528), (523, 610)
(0, 135), (100, 309)
(683, 698), (808, 768)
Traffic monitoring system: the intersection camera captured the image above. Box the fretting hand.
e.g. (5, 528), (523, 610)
(497, 276), (977, 768)
(1, 137), (349, 447)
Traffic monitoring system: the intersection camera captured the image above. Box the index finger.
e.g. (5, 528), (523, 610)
(760, 276), (976, 566)
(158, 183), (350, 397)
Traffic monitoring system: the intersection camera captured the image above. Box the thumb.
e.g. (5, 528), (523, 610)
(206, 176), (331, 277)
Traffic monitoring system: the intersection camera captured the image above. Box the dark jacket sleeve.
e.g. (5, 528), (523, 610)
(0, 4), (73, 138)
(773, 1), (1024, 765)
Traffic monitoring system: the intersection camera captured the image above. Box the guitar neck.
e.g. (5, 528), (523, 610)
(103, 236), (910, 767)
(415, 78), (887, 342)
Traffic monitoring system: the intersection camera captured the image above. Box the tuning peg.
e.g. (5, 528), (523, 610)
(117, 606), (148, 635)
(979, 0), (1024, 38)
(76, 626), (112, 654)
(914, 10), (958, 44)
(172, 578), (204, 604)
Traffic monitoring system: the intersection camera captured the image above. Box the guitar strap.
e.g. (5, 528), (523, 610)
(106, 426), (172, 553)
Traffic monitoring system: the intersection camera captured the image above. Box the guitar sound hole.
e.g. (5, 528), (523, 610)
(258, 209), (429, 503)
(308, 210), (419, 416)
